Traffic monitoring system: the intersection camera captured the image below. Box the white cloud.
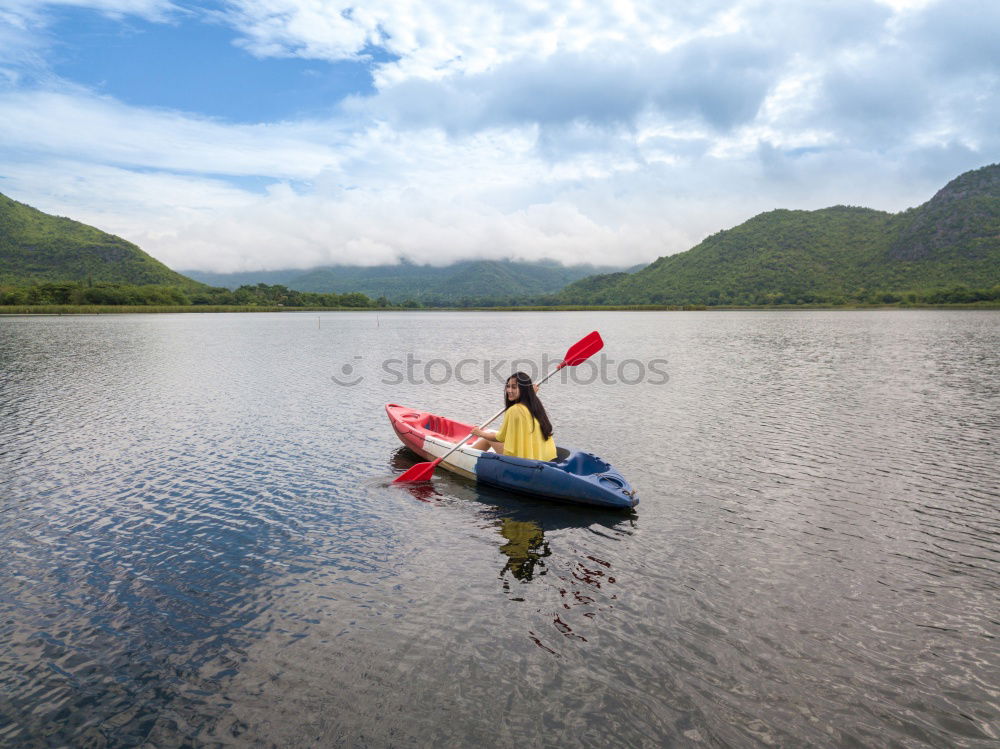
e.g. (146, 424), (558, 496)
(0, 89), (347, 177)
(0, 0), (178, 22)
(221, 0), (708, 80)
(1, 0), (998, 274)
(0, 92), (681, 270)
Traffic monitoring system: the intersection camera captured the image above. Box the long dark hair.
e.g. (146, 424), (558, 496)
(504, 372), (553, 440)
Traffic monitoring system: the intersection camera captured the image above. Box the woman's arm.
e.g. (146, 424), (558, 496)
(471, 426), (499, 441)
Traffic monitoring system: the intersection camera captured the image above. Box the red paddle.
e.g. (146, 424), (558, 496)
(393, 331), (604, 484)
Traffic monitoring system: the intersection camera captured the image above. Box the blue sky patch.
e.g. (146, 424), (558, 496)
(48, 6), (379, 123)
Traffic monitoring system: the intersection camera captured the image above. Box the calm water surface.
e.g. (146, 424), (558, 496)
(1, 310), (997, 747)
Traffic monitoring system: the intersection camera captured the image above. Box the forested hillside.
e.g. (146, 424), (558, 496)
(0, 193), (203, 289)
(185, 259), (629, 304)
(561, 164), (1000, 305)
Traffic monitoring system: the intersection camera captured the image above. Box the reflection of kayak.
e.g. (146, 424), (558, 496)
(386, 403), (639, 509)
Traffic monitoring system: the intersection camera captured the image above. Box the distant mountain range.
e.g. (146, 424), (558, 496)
(559, 163), (1000, 305)
(3, 163), (998, 306)
(0, 192), (630, 301)
(182, 260), (634, 303)
(0, 193), (203, 290)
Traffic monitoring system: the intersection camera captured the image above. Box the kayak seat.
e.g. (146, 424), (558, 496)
(421, 414), (476, 443)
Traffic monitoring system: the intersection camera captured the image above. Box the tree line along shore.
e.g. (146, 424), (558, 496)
(2, 280), (998, 313)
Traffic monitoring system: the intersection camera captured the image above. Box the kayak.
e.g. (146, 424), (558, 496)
(386, 403), (639, 509)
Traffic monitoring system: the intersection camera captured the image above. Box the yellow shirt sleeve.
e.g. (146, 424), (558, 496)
(496, 403), (557, 461)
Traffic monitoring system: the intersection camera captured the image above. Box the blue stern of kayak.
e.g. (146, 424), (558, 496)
(475, 447), (638, 509)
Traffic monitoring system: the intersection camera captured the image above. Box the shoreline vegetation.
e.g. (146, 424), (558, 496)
(3, 302), (999, 315)
(1, 281), (999, 314)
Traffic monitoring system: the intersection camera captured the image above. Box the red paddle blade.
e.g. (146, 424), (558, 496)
(393, 457), (442, 483)
(562, 330), (603, 367)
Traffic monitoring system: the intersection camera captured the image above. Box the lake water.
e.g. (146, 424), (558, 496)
(1, 310), (997, 747)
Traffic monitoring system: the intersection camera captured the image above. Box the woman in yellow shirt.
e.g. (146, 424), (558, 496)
(470, 372), (557, 461)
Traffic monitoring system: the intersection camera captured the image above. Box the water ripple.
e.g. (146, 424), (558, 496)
(1, 311), (998, 746)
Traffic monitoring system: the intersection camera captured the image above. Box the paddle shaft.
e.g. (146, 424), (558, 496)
(428, 364), (565, 467)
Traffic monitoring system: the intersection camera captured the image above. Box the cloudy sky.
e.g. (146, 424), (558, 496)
(1, 0), (997, 272)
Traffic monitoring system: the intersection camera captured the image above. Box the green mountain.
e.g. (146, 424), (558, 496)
(0, 192), (203, 289)
(561, 164), (1000, 305)
(10, 162), (996, 308)
(185, 259), (629, 303)
(558, 271), (632, 304)
(888, 165), (1000, 267)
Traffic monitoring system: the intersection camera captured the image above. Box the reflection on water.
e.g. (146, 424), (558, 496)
(391, 443), (633, 656)
(388, 447), (441, 503)
(498, 518), (550, 584)
(2, 311), (998, 747)
(404, 484), (441, 503)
